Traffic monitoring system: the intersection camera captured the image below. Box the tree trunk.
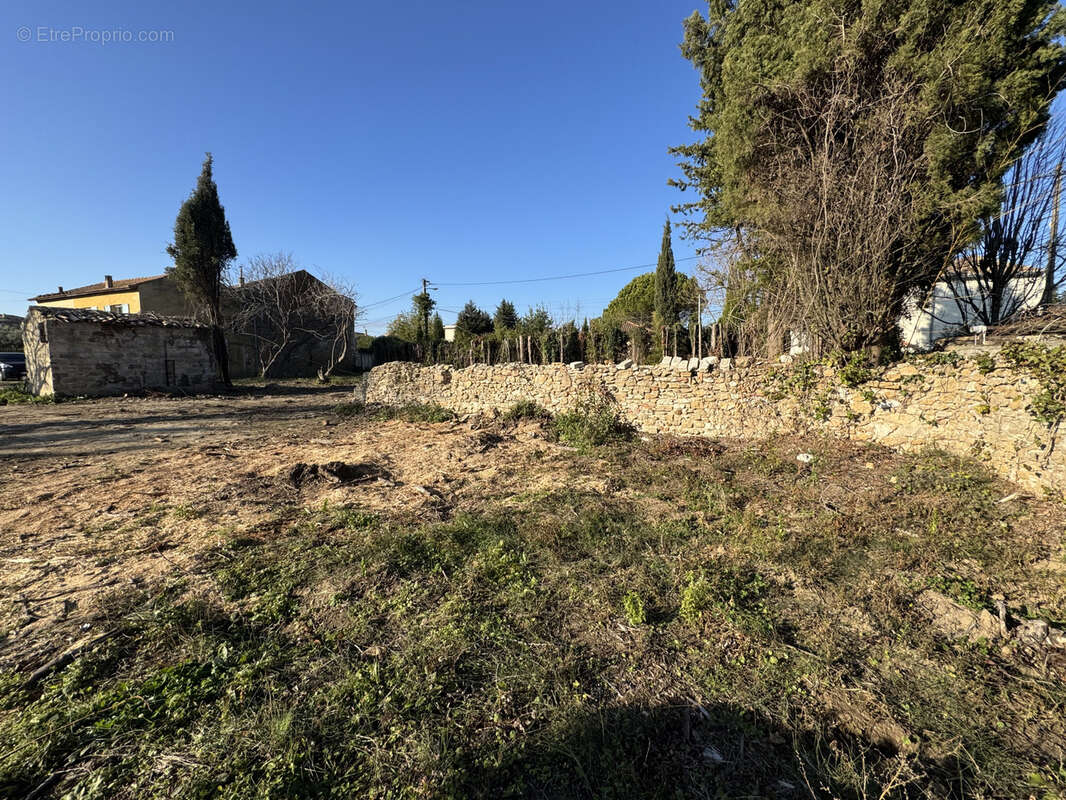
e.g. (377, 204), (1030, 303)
(766, 314), (784, 359)
(211, 318), (231, 387)
(1044, 161), (1062, 307)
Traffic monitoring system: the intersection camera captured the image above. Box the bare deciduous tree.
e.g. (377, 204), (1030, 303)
(940, 120), (1066, 327)
(313, 271), (359, 380)
(229, 253), (358, 379)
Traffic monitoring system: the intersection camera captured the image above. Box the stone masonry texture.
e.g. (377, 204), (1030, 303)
(366, 358), (1065, 494)
(24, 307), (216, 397)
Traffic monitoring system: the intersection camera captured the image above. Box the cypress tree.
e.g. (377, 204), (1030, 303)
(654, 219), (679, 348)
(671, 0), (1066, 352)
(430, 313), (445, 343)
(456, 301), (493, 337)
(412, 291), (436, 341)
(167, 153), (237, 385)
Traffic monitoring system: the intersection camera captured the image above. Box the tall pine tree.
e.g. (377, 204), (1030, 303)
(167, 154), (237, 385)
(493, 299), (518, 332)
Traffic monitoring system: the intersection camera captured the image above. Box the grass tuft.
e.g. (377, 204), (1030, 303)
(372, 403), (456, 423)
(502, 399), (550, 421)
(0, 386), (51, 404)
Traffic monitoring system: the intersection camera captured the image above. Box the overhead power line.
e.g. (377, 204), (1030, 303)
(434, 256), (701, 288)
(359, 286), (422, 311)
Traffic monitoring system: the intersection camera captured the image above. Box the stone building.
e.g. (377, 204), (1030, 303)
(28, 270), (358, 378)
(23, 306), (216, 397)
(226, 269), (357, 378)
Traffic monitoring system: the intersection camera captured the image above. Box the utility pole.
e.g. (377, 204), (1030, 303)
(1044, 163), (1062, 307)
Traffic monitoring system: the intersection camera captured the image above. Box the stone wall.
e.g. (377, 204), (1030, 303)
(24, 306), (216, 397)
(366, 356), (1064, 493)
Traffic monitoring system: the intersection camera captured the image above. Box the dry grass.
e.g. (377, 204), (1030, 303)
(1, 392), (1064, 799)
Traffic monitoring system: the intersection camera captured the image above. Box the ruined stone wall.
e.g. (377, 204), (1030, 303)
(366, 356), (1064, 493)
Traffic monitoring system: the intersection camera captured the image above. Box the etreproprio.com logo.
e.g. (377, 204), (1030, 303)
(16, 26), (175, 44)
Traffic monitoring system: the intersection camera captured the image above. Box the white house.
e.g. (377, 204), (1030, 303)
(787, 266), (1047, 355)
(899, 270), (1046, 350)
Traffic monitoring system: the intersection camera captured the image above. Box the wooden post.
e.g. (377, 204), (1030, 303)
(696, 293), (702, 358)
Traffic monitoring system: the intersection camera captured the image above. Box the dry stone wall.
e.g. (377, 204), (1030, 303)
(366, 356), (1065, 493)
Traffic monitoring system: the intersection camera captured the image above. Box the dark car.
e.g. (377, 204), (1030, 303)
(0, 352), (25, 381)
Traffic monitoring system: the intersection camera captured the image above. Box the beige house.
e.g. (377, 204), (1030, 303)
(29, 274), (194, 317)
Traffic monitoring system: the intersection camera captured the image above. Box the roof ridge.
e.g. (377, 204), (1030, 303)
(29, 272), (169, 301)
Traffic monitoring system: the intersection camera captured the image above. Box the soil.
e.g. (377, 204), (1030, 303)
(0, 389), (596, 668)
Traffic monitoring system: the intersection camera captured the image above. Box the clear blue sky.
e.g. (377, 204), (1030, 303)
(1, 0), (706, 333)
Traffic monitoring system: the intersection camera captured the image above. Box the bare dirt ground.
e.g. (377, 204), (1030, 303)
(0, 389), (593, 669)
(3, 389), (1066, 798)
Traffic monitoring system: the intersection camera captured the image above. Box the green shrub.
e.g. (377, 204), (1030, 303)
(503, 400), (549, 421)
(918, 351), (962, 367)
(1001, 343), (1066, 425)
(812, 394), (832, 421)
(622, 591), (646, 626)
(973, 353), (996, 374)
(553, 394), (628, 450)
(835, 351), (873, 388)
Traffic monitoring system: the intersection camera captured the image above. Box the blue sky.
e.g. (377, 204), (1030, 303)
(0, 0), (706, 332)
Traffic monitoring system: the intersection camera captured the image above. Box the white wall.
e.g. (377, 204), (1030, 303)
(899, 274), (1044, 350)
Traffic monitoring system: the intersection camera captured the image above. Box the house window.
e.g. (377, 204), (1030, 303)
(38, 322), (47, 343)
(109, 304), (129, 314)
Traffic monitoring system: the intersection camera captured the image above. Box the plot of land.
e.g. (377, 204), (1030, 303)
(1, 389), (1065, 799)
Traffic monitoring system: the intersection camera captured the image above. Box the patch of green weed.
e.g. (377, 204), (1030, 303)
(554, 394), (629, 450)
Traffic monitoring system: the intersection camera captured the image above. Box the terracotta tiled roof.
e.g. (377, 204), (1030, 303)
(30, 305), (207, 329)
(29, 274), (167, 302)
